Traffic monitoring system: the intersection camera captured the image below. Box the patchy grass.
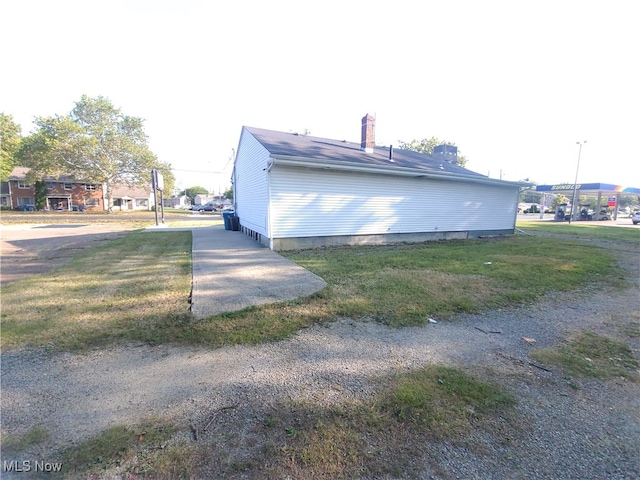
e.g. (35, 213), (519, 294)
(1, 233), (626, 351)
(1, 425), (49, 452)
(530, 331), (639, 380)
(0, 368), (515, 479)
(61, 418), (189, 479)
(1, 230), (193, 351)
(517, 220), (640, 243)
(246, 366), (517, 479)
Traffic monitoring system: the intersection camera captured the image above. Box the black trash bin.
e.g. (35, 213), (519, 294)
(222, 211), (233, 230)
(230, 215), (240, 231)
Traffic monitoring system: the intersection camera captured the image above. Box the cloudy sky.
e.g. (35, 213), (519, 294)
(2, 0), (638, 193)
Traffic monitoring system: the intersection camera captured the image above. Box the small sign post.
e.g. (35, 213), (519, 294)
(151, 169), (165, 226)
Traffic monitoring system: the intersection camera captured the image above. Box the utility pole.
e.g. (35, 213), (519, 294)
(568, 141), (587, 224)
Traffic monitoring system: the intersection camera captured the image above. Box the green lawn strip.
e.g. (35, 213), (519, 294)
(286, 236), (622, 326)
(1, 232), (626, 351)
(0, 209), (204, 226)
(530, 331), (639, 380)
(517, 221), (640, 242)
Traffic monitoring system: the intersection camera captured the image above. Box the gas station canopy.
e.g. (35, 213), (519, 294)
(535, 183), (640, 221)
(535, 183), (640, 196)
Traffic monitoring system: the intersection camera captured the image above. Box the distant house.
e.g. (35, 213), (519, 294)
(164, 194), (190, 209)
(110, 184), (154, 211)
(2, 167), (155, 211)
(232, 114), (526, 250)
(193, 194), (216, 206)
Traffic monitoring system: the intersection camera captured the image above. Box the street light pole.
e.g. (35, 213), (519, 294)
(568, 141), (587, 224)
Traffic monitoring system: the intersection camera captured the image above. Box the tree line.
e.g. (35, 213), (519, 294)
(1, 96), (174, 211)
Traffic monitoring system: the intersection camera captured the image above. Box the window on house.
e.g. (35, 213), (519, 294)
(46, 182), (56, 190)
(1, 197), (8, 206)
(135, 199), (148, 207)
(64, 183), (73, 190)
(18, 197), (34, 205)
(17, 181), (31, 189)
(84, 198), (100, 206)
(84, 184), (97, 191)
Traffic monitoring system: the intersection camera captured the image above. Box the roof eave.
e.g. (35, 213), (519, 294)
(269, 155), (526, 188)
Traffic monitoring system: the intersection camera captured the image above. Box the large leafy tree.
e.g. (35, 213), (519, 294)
(1, 113), (22, 181)
(397, 137), (468, 168)
(18, 95), (174, 211)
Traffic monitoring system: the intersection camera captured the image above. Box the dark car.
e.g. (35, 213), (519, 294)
(197, 203), (217, 212)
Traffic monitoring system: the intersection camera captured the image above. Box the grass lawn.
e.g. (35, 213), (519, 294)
(0, 226), (629, 352)
(1, 222), (637, 479)
(517, 220), (640, 242)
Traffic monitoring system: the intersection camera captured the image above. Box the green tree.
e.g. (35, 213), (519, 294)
(1, 113), (22, 181)
(17, 95), (174, 211)
(182, 186), (209, 203)
(397, 137), (468, 168)
(34, 180), (47, 210)
(223, 186), (233, 200)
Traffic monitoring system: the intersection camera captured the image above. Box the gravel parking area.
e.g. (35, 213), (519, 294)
(1, 237), (639, 479)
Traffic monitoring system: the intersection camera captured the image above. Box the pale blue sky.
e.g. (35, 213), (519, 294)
(2, 0), (638, 193)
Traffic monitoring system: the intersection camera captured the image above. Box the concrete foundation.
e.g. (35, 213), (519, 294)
(268, 229), (514, 251)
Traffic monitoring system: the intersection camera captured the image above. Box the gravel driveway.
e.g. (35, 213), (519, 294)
(1, 236), (639, 479)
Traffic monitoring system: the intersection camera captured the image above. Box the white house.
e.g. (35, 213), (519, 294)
(232, 114), (526, 250)
(164, 194), (190, 209)
(193, 194), (216, 206)
(110, 184), (154, 211)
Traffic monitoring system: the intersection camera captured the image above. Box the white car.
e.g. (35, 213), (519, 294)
(632, 211), (640, 225)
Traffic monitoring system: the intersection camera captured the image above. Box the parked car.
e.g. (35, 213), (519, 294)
(197, 203), (217, 212)
(632, 211), (640, 225)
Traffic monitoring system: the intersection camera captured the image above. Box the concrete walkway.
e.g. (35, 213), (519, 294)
(148, 225), (327, 319)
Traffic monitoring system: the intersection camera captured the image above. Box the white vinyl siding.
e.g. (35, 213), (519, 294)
(269, 166), (517, 238)
(235, 130), (271, 237)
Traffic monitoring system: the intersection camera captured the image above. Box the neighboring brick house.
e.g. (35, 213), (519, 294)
(0, 181), (11, 209)
(2, 167), (154, 211)
(5, 167), (103, 211)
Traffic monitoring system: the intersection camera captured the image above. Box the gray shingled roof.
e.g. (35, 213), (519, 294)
(244, 126), (487, 178)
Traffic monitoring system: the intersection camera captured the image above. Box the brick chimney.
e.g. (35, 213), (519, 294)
(360, 114), (375, 153)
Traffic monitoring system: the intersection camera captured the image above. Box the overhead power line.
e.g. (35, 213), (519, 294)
(171, 168), (228, 174)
